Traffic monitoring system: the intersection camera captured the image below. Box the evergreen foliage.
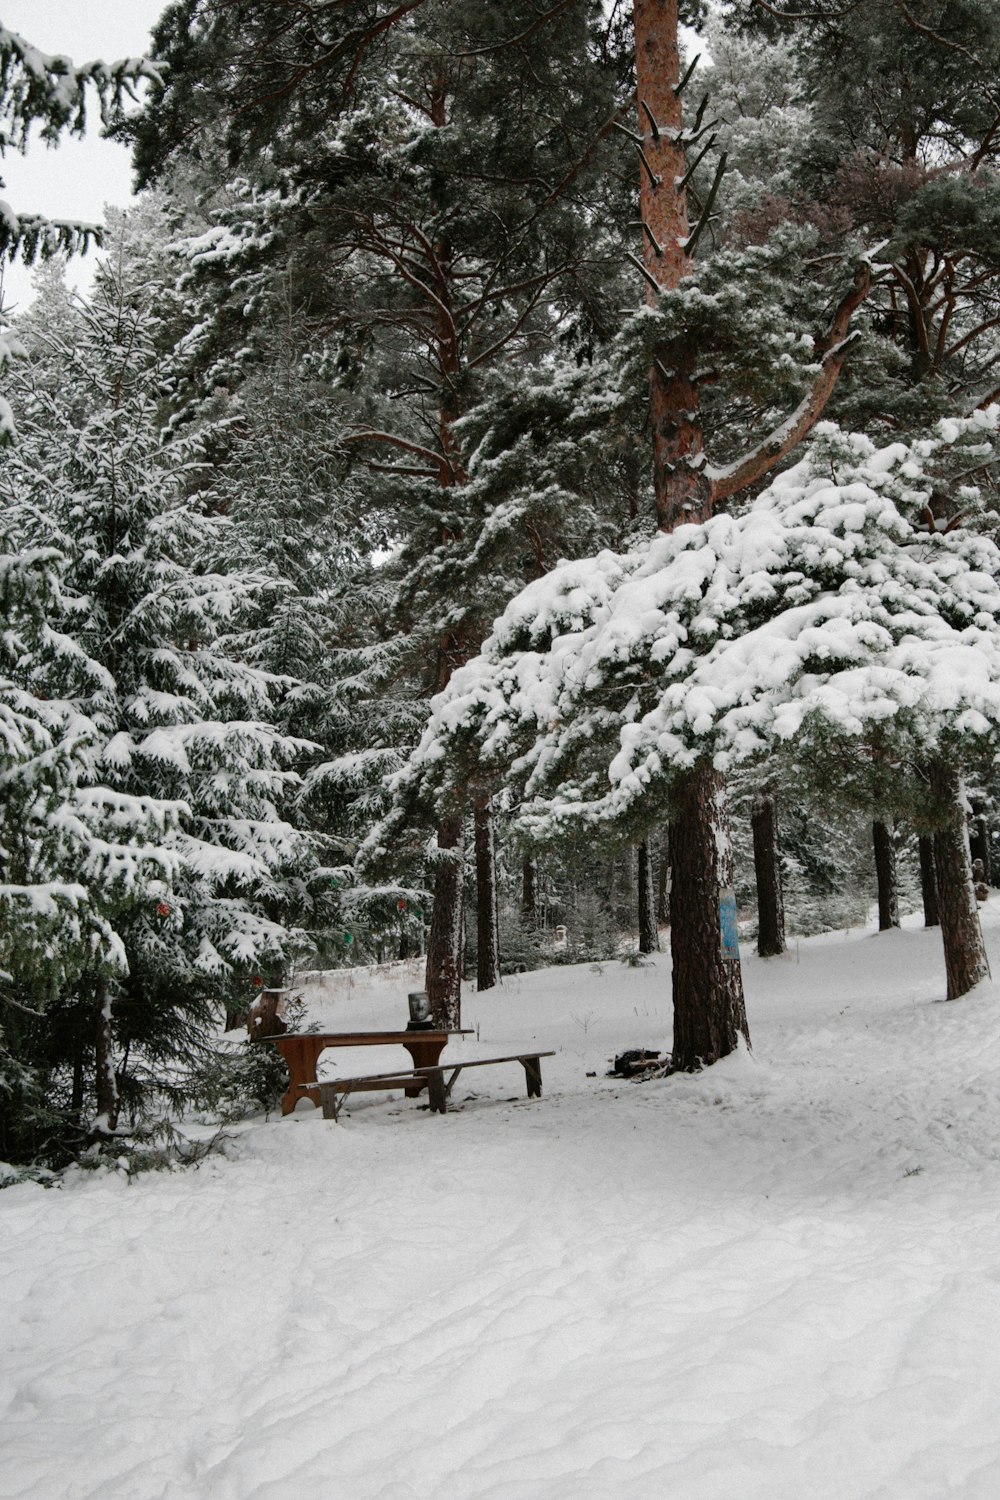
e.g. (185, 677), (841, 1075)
(8, 1), (1000, 1155)
(0, 263), (319, 1160)
(0, 25), (163, 261)
(400, 413), (1000, 838)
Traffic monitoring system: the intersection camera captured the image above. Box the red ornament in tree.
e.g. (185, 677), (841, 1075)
(250, 975), (264, 989)
(155, 901), (171, 918)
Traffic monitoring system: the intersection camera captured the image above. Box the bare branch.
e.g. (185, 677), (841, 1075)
(626, 250), (663, 295)
(708, 261), (874, 502)
(467, 283), (550, 370)
(889, 0), (986, 68)
(684, 153), (727, 258)
(365, 462), (441, 477)
(336, 429), (447, 470)
(749, 0), (865, 19)
(447, 0), (579, 59)
(676, 134), (718, 193)
(633, 139), (661, 188)
(674, 54), (701, 97)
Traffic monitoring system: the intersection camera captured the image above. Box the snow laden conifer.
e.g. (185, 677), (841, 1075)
(190, 291), (429, 967)
(402, 414), (1000, 1034)
(0, 543), (186, 1159)
(0, 264), (316, 1154)
(130, 0), (628, 1023)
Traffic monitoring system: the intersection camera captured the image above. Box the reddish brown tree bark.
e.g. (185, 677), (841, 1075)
(633, 0), (746, 1065)
(752, 795), (786, 958)
(474, 791), (501, 991)
(873, 819), (901, 931)
(929, 760), (990, 999)
(918, 834), (940, 928)
(416, 183), (477, 1027)
(669, 768), (749, 1065)
(425, 808), (465, 1029)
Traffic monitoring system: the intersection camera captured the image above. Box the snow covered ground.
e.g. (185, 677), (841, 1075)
(5, 909), (1000, 1500)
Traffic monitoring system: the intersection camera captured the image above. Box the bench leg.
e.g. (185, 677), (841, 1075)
(425, 1068), (448, 1114)
(320, 1085), (350, 1121)
(522, 1056), (543, 1098)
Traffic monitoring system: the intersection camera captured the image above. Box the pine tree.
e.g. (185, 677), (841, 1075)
(725, 0), (1000, 433)
(402, 413), (1000, 1010)
(594, 0), (869, 1065)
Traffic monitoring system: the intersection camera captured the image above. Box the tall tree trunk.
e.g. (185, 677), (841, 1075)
(637, 839), (659, 953)
(669, 765), (750, 1068)
(918, 835), (939, 928)
(71, 1037), (85, 1117)
(94, 979), (119, 1133)
(398, 927), (417, 961)
(752, 794), (786, 957)
(425, 809), (465, 1029)
(522, 852), (538, 929)
(633, 0), (746, 1064)
(929, 760), (990, 999)
(873, 819), (900, 931)
(418, 77), (474, 1033)
(657, 828), (670, 925)
(969, 804), (991, 883)
(247, 988), (287, 1040)
(474, 791), (500, 991)
(634, 0), (714, 531)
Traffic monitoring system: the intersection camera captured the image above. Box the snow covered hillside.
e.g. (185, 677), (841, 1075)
(5, 910), (1000, 1500)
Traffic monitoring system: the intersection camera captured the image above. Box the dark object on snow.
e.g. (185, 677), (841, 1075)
(407, 991), (434, 1029)
(609, 1048), (665, 1078)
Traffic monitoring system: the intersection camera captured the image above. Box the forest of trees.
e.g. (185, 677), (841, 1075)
(4, 0), (1000, 1168)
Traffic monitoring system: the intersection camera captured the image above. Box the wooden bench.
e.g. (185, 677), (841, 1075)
(311, 1051), (556, 1121)
(262, 1029), (472, 1115)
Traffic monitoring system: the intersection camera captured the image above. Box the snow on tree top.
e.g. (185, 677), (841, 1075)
(396, 412), (1000, 834)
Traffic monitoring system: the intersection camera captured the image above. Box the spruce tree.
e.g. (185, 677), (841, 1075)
(127, 0), (629, 1026)
(0, 545), (182, 1158)
(0, 262), (317, 1150)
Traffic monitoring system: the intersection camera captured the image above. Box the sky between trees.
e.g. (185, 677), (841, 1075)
(0, 0), (164, 311)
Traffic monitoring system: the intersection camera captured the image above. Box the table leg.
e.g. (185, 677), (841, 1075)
(278, 1038), (325, 1113)
(403, 1037), (447, 1097)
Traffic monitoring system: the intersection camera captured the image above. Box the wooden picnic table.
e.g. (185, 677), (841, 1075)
(262, 1029), (472, 1115)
